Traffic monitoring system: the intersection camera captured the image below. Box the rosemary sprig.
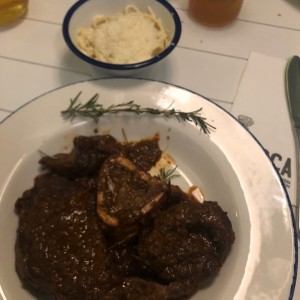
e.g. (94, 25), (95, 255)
(61, 92), (215, 134)
(38, 150), (54, 159)
(159, 166), (179, 183)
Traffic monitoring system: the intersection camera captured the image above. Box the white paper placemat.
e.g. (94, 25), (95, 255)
(231, 51), (299, 298)
(231, 52), (296, 206)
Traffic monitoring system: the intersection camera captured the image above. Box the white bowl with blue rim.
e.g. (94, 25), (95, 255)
(62, 0), (182, 76)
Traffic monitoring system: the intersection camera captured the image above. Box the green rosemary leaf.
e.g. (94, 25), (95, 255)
(61, 92), (215, 134)
(159, 166), (180, 183)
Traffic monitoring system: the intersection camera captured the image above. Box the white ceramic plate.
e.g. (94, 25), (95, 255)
(0, 78), (297, 300)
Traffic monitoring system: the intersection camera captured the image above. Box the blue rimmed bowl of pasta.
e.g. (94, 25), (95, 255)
(62, 0), (182, 76)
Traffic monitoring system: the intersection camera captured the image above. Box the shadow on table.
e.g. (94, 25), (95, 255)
(286, 0), (300, 10)
(60, 50), (174, 88)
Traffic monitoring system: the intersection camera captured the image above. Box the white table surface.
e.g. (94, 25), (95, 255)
(1, 0), (300, 298)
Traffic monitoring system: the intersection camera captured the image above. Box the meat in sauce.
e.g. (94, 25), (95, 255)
(15, 134), (235, 299)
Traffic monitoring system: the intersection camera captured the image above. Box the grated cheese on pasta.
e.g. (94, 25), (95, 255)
(77, 5), (170, 64)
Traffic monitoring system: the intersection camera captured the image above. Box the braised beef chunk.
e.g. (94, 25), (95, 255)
(39, 134), (162, 178)
(97, 154), (169, 227)
(137, 199), (235, 284)
(15, 134), (235, 300)
(104, 277), (170, 300)
(15, 174), (114, 297)
(123, 134), (162, 171)
(39, 135), (122, 178)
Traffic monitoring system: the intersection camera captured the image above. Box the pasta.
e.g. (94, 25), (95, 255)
(76, 5), (170, 64)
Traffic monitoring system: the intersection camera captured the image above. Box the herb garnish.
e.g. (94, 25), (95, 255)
(159, 166), (179, 183)
(61, 92), (215, 134)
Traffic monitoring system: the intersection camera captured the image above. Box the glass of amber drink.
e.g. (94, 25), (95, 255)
(0, 0), (28, 25)
(188, 0), (243, 28)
